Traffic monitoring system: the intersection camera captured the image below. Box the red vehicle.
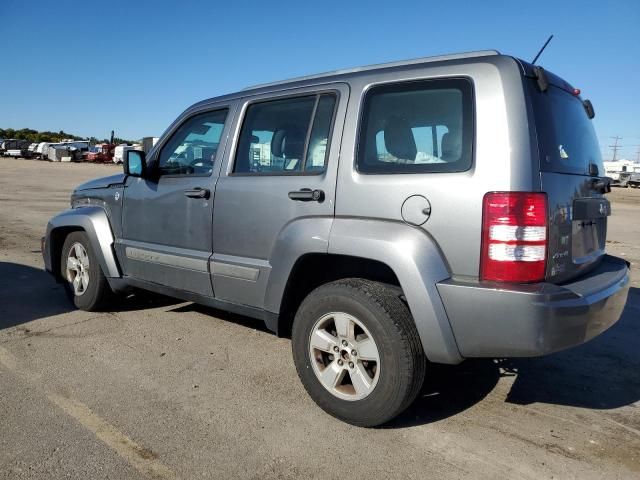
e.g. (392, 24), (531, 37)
(84, 143), (115, 163)
(83, 131), (116, 163)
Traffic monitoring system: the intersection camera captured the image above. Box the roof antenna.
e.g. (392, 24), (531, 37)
(531, 35), (553, 65)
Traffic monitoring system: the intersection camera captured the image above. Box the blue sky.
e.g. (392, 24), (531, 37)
(2, 0), (638, 160)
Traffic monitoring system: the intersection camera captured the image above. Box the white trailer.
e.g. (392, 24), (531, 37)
(604, 160), (640, 186)
(36, 142), (50, 159)
(142, 136), (159, 154)
(28, 143), (39, 156)
(114, 145), (137, 164)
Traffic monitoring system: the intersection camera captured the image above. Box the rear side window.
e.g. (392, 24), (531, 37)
(234, 93), (337, 175)
(529, 83), (603, 176)
(305, 95), (336, 172)
(357, 78), (473, 174)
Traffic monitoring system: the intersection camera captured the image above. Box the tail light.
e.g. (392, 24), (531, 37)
(480, 192), (548, 283)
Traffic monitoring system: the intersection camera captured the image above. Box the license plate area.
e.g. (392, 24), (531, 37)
(571, 213), (606, 265)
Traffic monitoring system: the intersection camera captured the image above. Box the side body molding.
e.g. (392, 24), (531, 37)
(328, 218), (463, 364)
(44, 206), (121, 278)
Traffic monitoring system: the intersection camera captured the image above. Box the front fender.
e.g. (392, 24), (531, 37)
(328, 218), (462, 364)
(44, 206), (121, 278)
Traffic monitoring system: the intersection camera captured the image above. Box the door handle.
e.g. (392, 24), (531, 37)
(288, 188), (324, 202)
(184, 187), (210, 199)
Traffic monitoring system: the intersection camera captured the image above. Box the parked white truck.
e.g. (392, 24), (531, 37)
(604, 160), (640, 187)
(113, 145), (137, 164)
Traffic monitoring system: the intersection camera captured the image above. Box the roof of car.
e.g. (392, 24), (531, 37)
(243, 50), (500, 92)
(187, 50), (502, 113)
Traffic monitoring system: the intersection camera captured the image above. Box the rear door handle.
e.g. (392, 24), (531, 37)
(288, 188), (324, 202)
(184, 187), (210, 199)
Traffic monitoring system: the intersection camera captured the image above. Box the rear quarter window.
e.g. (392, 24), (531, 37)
(357, 78), (474, 174)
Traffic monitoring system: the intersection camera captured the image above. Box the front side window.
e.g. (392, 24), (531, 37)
(357, 78), (473, 174)
(158, 109), (228, 176)
(234, 94), (336, 174)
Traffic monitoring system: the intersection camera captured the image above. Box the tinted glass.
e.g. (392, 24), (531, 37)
(357, 79), (473, 174)
(158, 109), (228, 176)
(127, 151), (143, 176)
(529, 83), (603, 176)
(234, 96), (316, 174)
(304, 95), (336, 172)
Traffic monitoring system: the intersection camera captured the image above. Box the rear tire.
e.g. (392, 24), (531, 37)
(292, 278), (426, 427)
(60, 231), (113, 311)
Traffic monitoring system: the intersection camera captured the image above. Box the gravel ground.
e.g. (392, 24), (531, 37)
(0, 158), (639, 480)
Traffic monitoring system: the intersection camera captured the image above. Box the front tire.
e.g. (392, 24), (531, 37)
(60, 231), (113, 311)
(292, 279), (426, 427)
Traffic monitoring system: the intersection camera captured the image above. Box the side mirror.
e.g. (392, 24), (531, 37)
(125, 150), (146, 177)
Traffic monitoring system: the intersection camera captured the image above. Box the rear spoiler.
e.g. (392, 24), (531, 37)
(515, 57), (595, 119)
(517, 59), (575, 92)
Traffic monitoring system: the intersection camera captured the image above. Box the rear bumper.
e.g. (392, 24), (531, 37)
(437, 255), (630, 358)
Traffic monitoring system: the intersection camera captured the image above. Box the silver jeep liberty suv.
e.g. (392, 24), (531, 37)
(43, 50), (630, 426)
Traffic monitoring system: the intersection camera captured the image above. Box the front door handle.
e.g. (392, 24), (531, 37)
(288, 188), (324, 202)
(184, 187), (210, 199)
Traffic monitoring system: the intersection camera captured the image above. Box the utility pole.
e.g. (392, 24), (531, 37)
(609, 136), (623, 161)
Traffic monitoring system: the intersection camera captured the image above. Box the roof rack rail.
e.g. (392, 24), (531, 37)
(243, 50), (500, 91)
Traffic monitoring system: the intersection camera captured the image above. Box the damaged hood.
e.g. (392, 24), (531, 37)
(74, 173), (126, 192)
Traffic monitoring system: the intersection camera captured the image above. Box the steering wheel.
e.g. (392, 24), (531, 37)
(188, 156), (213, 173)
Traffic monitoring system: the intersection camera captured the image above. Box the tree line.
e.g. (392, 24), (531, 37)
(0, 128), (131, 145)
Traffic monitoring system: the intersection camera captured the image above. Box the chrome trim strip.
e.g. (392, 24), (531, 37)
(125, 247), (209, 272)
(211, 261), (260, 281)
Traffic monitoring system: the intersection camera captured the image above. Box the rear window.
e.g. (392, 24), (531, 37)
(233, 94), (336, 175)
(529, 83), (603, 176)
(357, 78), (474, 174)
